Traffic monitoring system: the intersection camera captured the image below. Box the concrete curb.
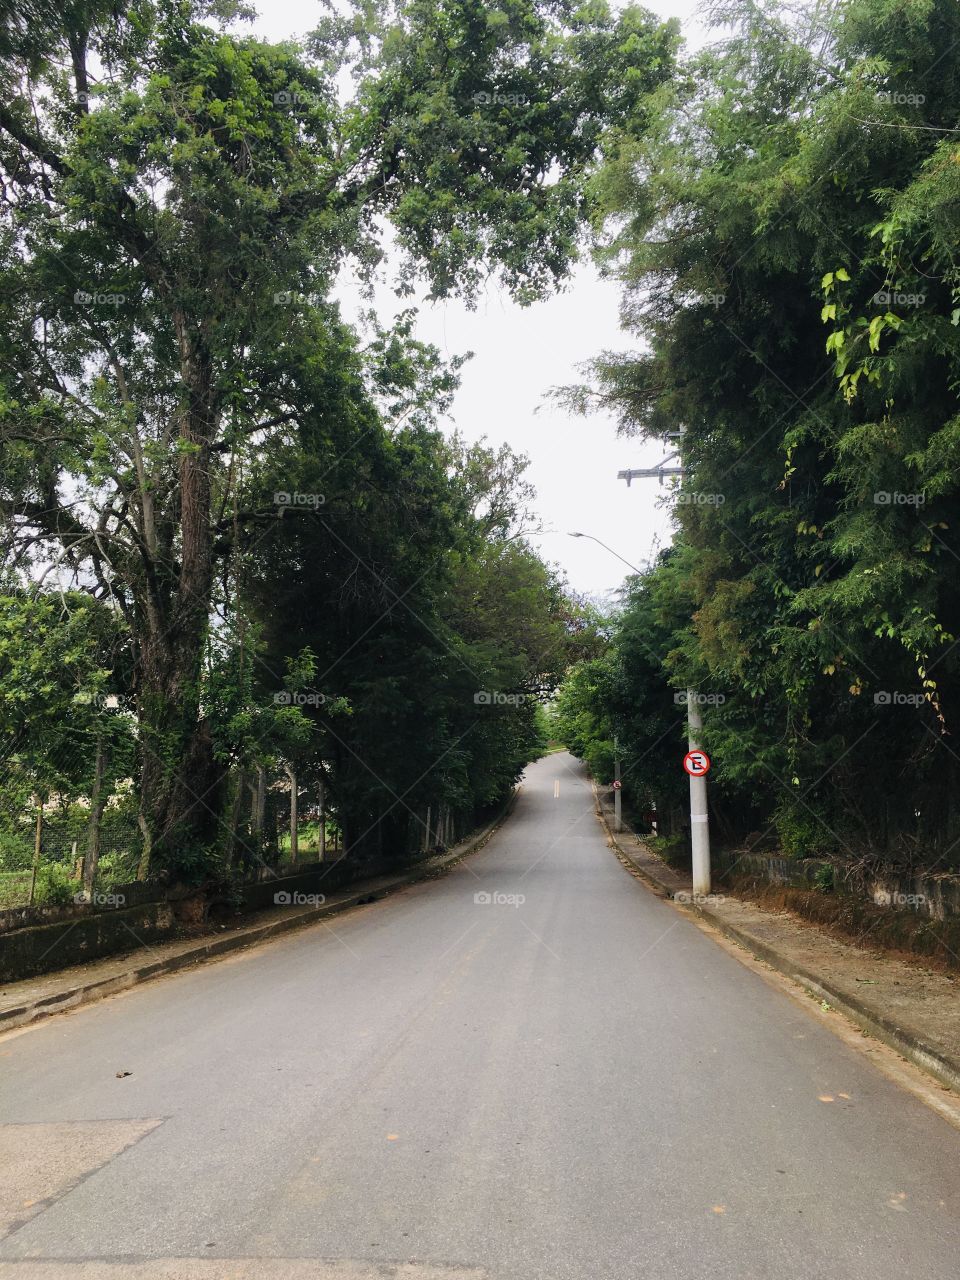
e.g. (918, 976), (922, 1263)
(592, 784), (960, 1097)
(0, 787), (520, 1033)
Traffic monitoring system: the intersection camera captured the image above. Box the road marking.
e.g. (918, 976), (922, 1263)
(553, 779), (560, 798)
(0, 1120), (162, 1238)
(0, 1264), (490, 1279)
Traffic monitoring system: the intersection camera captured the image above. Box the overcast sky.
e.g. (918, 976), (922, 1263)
(248, 1), (711, 601)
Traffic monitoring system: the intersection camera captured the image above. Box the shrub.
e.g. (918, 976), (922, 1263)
(650, 831), (686, 867)
(33, 862), (78, 906)
(95, 849), (139, 888)
(584, 739), (616, 786)
(775, 804), (831, 860)
(813, 863), (835, 894)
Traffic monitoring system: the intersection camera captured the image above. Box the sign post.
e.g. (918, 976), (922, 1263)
(683, 689), (711, 895)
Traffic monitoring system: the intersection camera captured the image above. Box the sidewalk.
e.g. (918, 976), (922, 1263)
(595, 787), (960, 1095)
(0, 794), (516, 1033)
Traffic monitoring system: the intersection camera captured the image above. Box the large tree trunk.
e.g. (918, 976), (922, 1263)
(137, 626), (222, 870)
(250, 767), (266, 844)
(136, 810), (152, 882)
(135, 330), (224, 874)
(319, 781), (326, 861)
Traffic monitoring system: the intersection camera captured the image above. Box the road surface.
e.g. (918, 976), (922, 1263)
(1, 752), (959, 1279)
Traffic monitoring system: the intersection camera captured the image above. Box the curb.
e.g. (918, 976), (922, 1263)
(593, 785), (960, 1097)
(0, 787), (520, 1033)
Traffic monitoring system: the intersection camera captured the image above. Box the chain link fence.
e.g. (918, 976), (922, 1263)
(0, 775), (345, 909)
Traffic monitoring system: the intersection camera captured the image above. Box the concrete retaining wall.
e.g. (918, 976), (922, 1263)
(0, 858), (362, 981)
(716, 849), (960, 920)
(0, 900), (176, 982)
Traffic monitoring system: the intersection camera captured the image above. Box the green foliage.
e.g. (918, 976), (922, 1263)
(94, 849), (140, 888)
(352, 0), (679, 301)
(32, 862), (77, 906)
(549, 658), (617, 783)
(775, 805), (832, 861)
(0, 589), (135, 809)
(252, 431), (593, 861)
(531, 705), (553, 759)
(0, 829), (32, 872)
(560, 0), (960, 867)
(0, 0), (672, 878)
(813, 864), (836, 894)
(647, 831), (686, 866)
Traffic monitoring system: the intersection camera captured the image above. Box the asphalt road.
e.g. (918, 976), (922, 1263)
(2, 752), (960, 1280)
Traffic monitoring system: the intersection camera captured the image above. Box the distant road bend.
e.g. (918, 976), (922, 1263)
(1, 752), (959, 1280)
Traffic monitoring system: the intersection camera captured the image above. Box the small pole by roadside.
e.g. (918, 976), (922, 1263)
(285, 766), (298, 865)
(319, 781), (326, 861)
(29, 797), (44, 906)
(613, 738), (622, 833)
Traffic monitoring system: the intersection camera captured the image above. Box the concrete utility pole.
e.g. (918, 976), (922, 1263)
(615, 440), (712, 895)
(685, 691), (711, 895)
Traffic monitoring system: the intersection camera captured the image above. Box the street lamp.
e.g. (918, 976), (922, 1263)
(567, 530), (644, 577)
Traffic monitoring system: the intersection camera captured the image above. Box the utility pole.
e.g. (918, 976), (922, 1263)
(615, 437), (712, 895)
(685, 691), (711, 895)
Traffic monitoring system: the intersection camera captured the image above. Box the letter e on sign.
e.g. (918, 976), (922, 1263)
(683, 750), (711, 776)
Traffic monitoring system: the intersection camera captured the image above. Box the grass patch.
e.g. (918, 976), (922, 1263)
(0, 870), (32, 909)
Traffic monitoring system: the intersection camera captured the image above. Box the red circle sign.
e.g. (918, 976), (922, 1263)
(683, 750), (711, 776)
(612, 779), (622, 790)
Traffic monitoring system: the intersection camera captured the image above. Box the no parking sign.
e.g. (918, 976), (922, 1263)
(683, 749), (711, 777)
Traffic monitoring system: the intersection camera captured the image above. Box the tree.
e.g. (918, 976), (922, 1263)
(561, 0), (960, 865)
(0, 0), (677, 874)
(252, 423), (597, 869)
(0, 587), (134, 893)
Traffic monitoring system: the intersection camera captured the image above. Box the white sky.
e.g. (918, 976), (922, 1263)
(247, 0), (712, 600)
